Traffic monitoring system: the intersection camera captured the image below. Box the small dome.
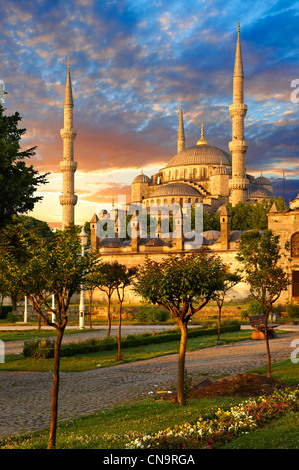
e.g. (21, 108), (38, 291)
(247, 184), (273, 199)
(255, 175), (271, 186)
(150, 183), (201, 198)
(201, 230), (221, 242)
(99, 238), (123, 248)
(139, 237), (166, 246)
(229, 230), (243, 242)
(164, 145), (232, 168)
(211, 165), (231, 176)
(133, 172), (150, 184)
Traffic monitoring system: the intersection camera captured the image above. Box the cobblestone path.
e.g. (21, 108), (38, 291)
(0, 330), (298, 439)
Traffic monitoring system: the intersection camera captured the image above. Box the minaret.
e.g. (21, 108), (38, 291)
(229, 24), (248, 206)
(177, 101), (185, 153)
(59, 58), (78, 228)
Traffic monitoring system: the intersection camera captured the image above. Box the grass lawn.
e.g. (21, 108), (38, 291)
(0, 329), (252, 372)
(0, 327), (298, 450)
(1, 358), (298, 449)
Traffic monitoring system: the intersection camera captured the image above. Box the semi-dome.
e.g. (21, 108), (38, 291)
(211, 165), (231, 176)
(150, 183), (201, 198)
(133, 172), (150, 184)
(255, 175), (271, 186)
(201, 230), (221, 242)
(165, 145), (232, 168)
(139, 237), (166, 246)
(99, 237), (123, 248)
(247, 184), (273, 199)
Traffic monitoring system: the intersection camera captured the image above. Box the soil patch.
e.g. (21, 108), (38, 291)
(190, 373), (286, 399)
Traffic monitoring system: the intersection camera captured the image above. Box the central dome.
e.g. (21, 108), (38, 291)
(165, 145), (232, 168)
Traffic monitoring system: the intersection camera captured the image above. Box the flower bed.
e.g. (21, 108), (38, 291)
(126, 388), (299, 449)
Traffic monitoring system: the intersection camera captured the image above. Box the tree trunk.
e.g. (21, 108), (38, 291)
(47, 325), (65, 449)
(89, 290), (93, 330)
(107, 295), (111, 337)
(116, 301), (123, 361)
(177, 321), (188, 406)
(264, 312), (271, 378)
(217, 304), (222, 342)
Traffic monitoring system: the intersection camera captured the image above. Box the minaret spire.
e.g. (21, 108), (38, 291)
(229, 24), (248, 206)
(177, 100), (185, 153)
(59, 58), (78, 228)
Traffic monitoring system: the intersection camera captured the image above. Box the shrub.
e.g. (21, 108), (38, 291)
(6, 312), (18, 323)
(247, 300), (262, 315)
(135, 307), (169, 323)
(0, 306), (12, 319)
(23, 324), (241, 358)
(23, 339), (55, 359)
(286, 303), (299, 319)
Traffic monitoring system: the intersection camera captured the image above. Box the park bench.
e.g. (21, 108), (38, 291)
(248, 314), (279, 340)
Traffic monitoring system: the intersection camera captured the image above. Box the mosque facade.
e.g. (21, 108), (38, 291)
(131, 25), (274, 213)
(59, 27), (299, 305)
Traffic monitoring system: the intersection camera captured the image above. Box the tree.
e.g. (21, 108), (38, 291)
(236, 229), (291, 377)
(113, 264), (137, 361)
(0, 104), (48, 228)
(227, 197), (288, 232)
(214, 269), (242, 341)
(134, 253), (225, 405)
(1, 227), (98, 448)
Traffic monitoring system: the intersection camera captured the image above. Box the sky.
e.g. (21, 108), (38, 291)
(1, 0), (299, 228)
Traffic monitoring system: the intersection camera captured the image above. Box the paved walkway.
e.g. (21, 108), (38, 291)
(0, 326), (298, 439)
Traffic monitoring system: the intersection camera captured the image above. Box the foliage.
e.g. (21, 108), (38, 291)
(21, 324), (240, 358)
(134, 253), (226, 405)
(0, 226), (98, 449)
(135, 307), (170, 323)
(127, 388), (299, 449)
(236, 229), (291, 377)
(0, 104), (48, 228)
(286, 303), (299, 319)
(247, 300), (263, 315)
(227, 197), (287, 232)
(236, 230), (290, 314)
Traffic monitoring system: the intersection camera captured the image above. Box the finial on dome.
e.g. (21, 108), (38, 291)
(141, 169), (143, 175)
(197, 121), (208, 146)
(238, 22), (240, 33)
(68, 57), (70, 68)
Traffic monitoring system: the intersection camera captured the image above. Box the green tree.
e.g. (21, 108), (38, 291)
(1, 227), (98, 448)
(236, 229), (291, 377)
(134, 253), (225, 405)
(227, 197), (288, 232)
(0, 104), (48, 228)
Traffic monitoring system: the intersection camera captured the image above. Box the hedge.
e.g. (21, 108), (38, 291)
(23, 323), (240, 358)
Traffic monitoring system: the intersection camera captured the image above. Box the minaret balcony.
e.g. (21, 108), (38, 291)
(60, 160), (78, 172)
(229, 103), (247, 117)
(59, 194), (78, 205)
(229, 178), (248, 191)
(229, 140), (248, 153)
(60, 128), (77, 140)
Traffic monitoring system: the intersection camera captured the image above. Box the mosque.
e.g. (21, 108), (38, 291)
(58, 26), (299, 304)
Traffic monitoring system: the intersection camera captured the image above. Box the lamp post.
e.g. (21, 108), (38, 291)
(78, 227), (88, 329)
(24, 296), (28, 323)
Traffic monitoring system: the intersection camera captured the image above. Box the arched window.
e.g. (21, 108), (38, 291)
(175, 169), (178, 180)
(184, 168), (187, 180)
(291, 232), (299, 257)
(202, 167), (207, 178)
(193, 168), (197, 179)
